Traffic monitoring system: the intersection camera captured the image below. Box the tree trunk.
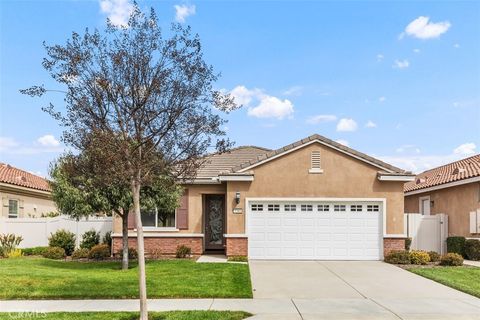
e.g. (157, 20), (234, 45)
(122, 209), (129, 270)
(132, 179), (148, 320)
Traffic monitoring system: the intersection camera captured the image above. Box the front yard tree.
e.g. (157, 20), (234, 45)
(22, 6), (236, 320)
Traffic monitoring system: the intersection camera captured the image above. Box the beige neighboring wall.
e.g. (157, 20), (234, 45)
(0, 185), (56, 218)
(226, 142), (405, 235)
(405, 182), (480, 238)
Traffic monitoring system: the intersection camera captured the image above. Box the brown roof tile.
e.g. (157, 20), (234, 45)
(404, 154), (480, 193)
(0, 163), (51, 192)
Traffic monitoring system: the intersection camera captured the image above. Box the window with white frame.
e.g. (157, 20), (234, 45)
(251, 204), (264, 211)
(350, 205), (363, 212)
(268, 204), (280, 211)
(367, 205), (379, 212)
(141, 208), (176, 228)
(284, 204), (297, 211)
(301, 204), (313, 212)
(317, 204), (330, 212)
(334, 204), (346, 212)
(8, 200), (18, 218)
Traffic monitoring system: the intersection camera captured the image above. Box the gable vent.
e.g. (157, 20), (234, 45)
(452, 167), (466, 175)
(309, 151), (323, 174)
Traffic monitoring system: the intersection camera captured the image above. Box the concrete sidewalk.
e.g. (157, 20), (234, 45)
(2, 297), (480, 320)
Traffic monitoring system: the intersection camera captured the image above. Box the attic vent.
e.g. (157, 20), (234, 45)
(309, 151), (323, 174)
(453, 168), (466, 175)
(416, 178), (427, 184)
(16, 176), (27, 182)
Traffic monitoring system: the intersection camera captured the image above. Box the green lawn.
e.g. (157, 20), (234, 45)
(409, 266), (480, 298)
(0, 257), (252, 299)
(0, 311), (251, 320)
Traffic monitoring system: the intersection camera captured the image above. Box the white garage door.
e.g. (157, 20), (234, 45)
(247, 200), (383, 260)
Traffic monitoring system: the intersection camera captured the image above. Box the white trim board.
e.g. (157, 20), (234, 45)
(378, 175), (415, 182)
(237, 139), (398, 174)
(405, 176), (480, 196)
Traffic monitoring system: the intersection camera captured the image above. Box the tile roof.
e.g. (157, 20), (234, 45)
(195, 146), (271, 179)
(404, 154), (480, 193)
(0, 163), (51, 192)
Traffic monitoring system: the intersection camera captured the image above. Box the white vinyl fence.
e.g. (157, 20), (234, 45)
(0, 215), (113, 248)
(404, 213), (448, 254)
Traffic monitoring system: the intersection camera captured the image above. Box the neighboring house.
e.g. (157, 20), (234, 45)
(0, 163), (56, 218)
(111, 134), (414, 260)
(404, 154), (480, 238)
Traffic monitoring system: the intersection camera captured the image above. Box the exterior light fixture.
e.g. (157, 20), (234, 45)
(235, 192), (241, 204)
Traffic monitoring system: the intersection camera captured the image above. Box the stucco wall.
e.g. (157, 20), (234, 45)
(1, 188), (56, 218)
(226, 142), (405, 235)
(405, 182), (480, 238)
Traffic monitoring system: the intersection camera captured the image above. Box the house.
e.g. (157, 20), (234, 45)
(404, 154), (480, 238)
(0, 163), (57, 218)
(111, 134), (414, 260)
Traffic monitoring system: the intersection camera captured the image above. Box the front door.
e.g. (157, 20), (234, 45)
(205, 195), (225, 250)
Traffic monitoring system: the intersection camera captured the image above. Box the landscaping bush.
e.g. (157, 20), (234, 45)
(42, 247), (66, 260)
(410, 250), (430, 265)
(116, 247), (138, 259)
(22, 246), (49, 256)
(0, 233), (23, 257)
(72, 248), (90, 260)
(405, 237), (412, 251)
(102, 231), (112, 248)
(439, 253), (464, 266)
(465, 239), (480, 261)
(384, 250), (411, 264)
(427, 251), (441, 262)
(88, 244), (111, 260)
(175, 245), (191, 258)
(79, 229), (100, 250)
(228, 256), (248, 262)
(48, 229), (76, 256)
(6, 248), (22, 258)
(446, 236), (466, 257)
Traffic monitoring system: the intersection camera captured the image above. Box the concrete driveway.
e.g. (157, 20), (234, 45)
(249, 260), (480, 319)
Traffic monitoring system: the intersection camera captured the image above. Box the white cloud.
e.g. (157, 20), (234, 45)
(393, 59), (409, 69)
(454, 43), (460, 48)
(396, 145), (420, 154)
(453, 142), (476, 155)
(413, 48), (421, 53)
(306, 114), (337, 124)
(174, 4), (196, 23)
(365, 120), (377, 128)
(335, 139), (349, 147)
(283, 86), (303, 96)
(230, 85), (294, 120)
(376, 54), (384, 61)
(378, 96), (386, 102)
(0, 137), (18, 151)
(99, 0), (134, 27)
(37, 134), (60, 147)
(401, 16), (451, 40)
(336, 118), (358, 132)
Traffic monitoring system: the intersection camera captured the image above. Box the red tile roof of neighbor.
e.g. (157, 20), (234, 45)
(404, 154), (480, 193)
(0, 163), (51, 192)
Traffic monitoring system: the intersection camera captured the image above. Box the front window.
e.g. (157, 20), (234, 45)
(141, 208), (176, 228)
(8, 200), (18, 218)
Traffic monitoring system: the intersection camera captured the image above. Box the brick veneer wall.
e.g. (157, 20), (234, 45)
(225, 237), (248, 257)
(112, 236), (203, 257)
(383, 237), (406, 257)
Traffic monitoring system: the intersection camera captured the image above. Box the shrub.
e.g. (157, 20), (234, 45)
(465, 239), (480, 261)
(48, 229), (76, 256)
(22, 246), (49, 256)
(116, 247), (138, 259)
(72, 248), (90, 260)
(446, 236), (466, 257)
(384, 250), (411, 264)
(88, 244), (111, 260)
(6, 249), (22, 258)
(427, 251), (441, 262)
(439, 253), (464, 266)
(42, 247), (66, 259)
(228, 256), (248, 262)
(405, 238), (412, 251)
(410, 250), (430, 265)
(102, 231), (112, 248)
(175, 245), (191, 258)
(0, 234), (23, 257)
(79, 230), (100, 250)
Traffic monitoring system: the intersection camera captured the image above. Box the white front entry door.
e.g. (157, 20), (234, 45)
(247, 200), (383, 260)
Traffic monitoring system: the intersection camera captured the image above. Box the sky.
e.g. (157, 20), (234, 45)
(1, 0), (479, 177)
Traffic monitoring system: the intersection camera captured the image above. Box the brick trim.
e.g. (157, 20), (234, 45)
(112, 236), (203, 257)
(383, 237), (406, 257)
(225, 237), (248, 257)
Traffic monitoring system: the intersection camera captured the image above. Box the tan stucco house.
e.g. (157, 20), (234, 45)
(112, 134), (415, 260)
(404, 154), (480, 238)
(0, 163), (57, 218)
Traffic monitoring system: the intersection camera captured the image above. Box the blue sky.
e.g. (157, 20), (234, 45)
(1, 0), (479, 176)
